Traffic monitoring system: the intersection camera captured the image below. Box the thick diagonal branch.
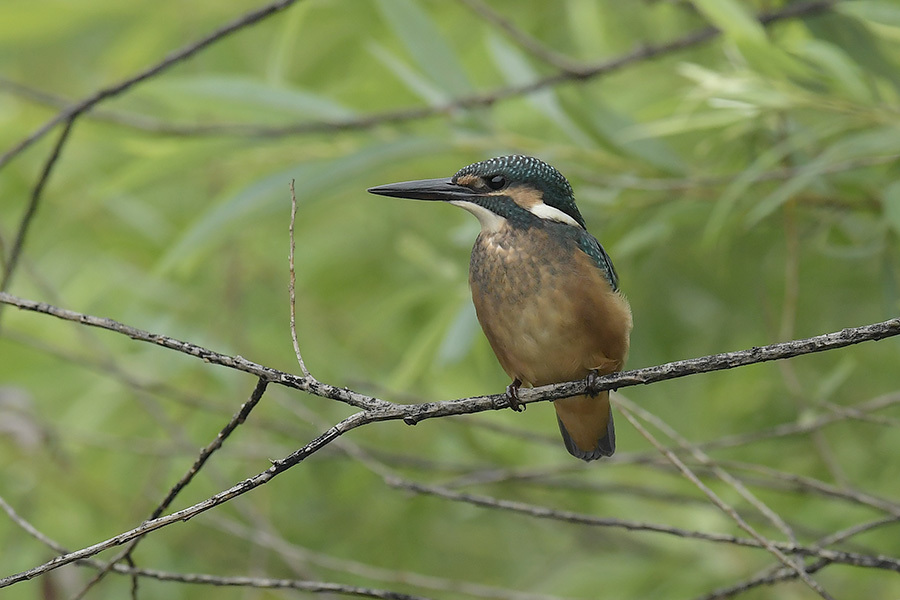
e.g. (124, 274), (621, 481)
(1, 292), (898, 418)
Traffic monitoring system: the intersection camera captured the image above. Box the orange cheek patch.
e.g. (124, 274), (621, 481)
(507, 185), (544, 210)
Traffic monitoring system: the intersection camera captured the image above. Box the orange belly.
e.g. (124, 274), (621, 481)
(469, 225), (632, 459)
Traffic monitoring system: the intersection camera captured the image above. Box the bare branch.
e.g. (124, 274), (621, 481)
(80, 378), (270, 596)
(0, 291), (898, 419)
(0, 290), (897, 586)
(0, 498), (430, 600)
(115, 570), (434, 600)
(289, 180), (311, 377)
(0, 495), (69, 555)
(0, 0), (307, 171)
(384, 478), (900, 572)
(617, 403), (833, 600)
(615, 402), (833, 599)
(0, 0), (839, 154)
(0, 117), (74, 302)
(0, 410), (371, 588)
(709, 460), (900, 517)
(212, 517), (574, 600)
(697, 517), (900, 600)
(455, 0), (585, 73)
(615, 395), (798, 544)
(694, 391), (900, 452)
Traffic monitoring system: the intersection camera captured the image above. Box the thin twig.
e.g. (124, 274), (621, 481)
(0, 494), (429, 600)
(0, 0), (307, 171)
(5, 329), (299, 436)
(695, 391), (900, 452)
(613, 402), (834, 600)
(265, 400), (573, 600)
(3, 492), (437, 600)
(618, 452), (900, 517)
(0, 0), (838, 164)
(0, 499), (429, 600)
(117, 565), (436, 600)
(0, 117), (75, 301)
(615, 395), (798, 545)
(3, 427), (899, 590)
(382, 478), (898, 571)
(709, 459), (900, 517)
(212, 517), (574, 600)
(577, 154), (900, 193)
(455, 0), (585, 73)
(697, 517), (900, 600)
(0, 411), (369, 587)
(0, 495), (69, 555)
(289, 180), (311, 376)
(69, 379), (270, 598)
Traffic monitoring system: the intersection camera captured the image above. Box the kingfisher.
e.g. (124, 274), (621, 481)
(368, 155), (632, 461)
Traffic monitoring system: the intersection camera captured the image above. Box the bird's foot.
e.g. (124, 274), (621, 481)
(585, 370), (603, 397)
(506, 378), (524, 412)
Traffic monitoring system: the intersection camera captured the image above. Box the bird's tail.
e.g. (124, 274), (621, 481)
(554, 392), (615, 461)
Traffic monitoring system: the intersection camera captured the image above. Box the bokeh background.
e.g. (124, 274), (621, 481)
(1, 0), (899, 598)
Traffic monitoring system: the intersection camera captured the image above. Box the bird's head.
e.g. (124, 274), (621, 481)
(367, 155), (586, 232)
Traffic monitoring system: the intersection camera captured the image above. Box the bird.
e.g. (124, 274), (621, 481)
(368, 155), (632, 461)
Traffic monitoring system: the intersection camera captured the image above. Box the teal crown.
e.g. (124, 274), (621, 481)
(453, 155), (586, 228)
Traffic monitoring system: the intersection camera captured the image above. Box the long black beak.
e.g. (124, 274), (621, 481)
(367, 177), (477, 202)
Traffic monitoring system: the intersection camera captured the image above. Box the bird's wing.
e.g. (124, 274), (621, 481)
(574, 229), (619, 291)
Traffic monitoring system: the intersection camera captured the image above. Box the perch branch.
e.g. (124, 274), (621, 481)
(0, 292), (897, 420)
(1, 289), (899, 586)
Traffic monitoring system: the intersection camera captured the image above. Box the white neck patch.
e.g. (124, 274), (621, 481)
(528, 202), (582, 228)
(449, 200), (507, 232)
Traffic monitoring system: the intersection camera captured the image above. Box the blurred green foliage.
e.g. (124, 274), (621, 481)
(1, 0), (899, 598)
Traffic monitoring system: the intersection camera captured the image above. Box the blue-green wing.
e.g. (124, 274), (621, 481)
(575, 229), (619, 291)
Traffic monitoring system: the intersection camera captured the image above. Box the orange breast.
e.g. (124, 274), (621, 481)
(468, 225), (632, 387)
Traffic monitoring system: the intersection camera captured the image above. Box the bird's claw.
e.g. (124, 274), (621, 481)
(506, 378), (524, 412)
(585, 369), (602, 397)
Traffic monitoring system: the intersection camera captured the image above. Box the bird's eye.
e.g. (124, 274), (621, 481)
(486, 175), (506, 190)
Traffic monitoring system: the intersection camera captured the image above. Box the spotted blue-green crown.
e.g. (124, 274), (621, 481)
(454, 155), (586, 228)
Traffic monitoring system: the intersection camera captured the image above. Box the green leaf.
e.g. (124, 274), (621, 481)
(744, 156), (829, 228)
(154, 139), (435, 275)
(614, 219), (671, 259)
(691, 0), (766, 42)
(746, 128), (900, 227)
(375, 0), (471, 96)
(883, 181), (900, 236)
(265, 1), (312, 85)
(814, 357), (856, 401)
(806, 12), (900, 89)
(621, 109), (754, 140)
(485, 33), (593, 147)
(435, 299), (480, 366)
(367, 42), (447, 104)
(837, 1), (900, 28)
(388, 296), (461, 389)
(704, 120), (850, 245)
(792, 39), (872, 103)
(579, 99), (685, 173)
(151, 75), (355, 120)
